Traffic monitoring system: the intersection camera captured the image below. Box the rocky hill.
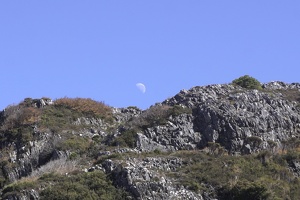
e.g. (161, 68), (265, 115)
(0, 76), (300, 199)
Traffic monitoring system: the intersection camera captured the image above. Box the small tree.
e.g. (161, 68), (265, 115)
(232, 75), (262, 90)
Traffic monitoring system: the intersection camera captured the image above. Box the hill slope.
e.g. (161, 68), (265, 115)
(0, 79), (300, 199)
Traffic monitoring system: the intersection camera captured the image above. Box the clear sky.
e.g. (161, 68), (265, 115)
(1, 1), (299, 110)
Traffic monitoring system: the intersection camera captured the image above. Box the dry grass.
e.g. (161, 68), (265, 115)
(279, 89), (300, 102)
(55, 98), (112, 119)
(29, 158), (79, 178)
(1, 105), (40, 131)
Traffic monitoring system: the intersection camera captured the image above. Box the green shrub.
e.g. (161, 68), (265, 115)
(39, 171), (129, 200)
(283, 150), (300, 163)
(41, 181), (97, 200)
(39, 106), (79, 132)
(220, 181), (270, 200)
(57, 135), (90, 154)
(129, 104), (192, 130)
(0, 104), (40, 134)
(0, 124), (35, 147)
(2, 180), (37, 199)
(2, 171), (130, 200)
(69, 152), (79, 160)
(245, 136), (263, 151)
(113, 129), (137, 148)
(185, 181), (202, 192)
(153, 148), (161, 154)
(232, 75), (262, 90)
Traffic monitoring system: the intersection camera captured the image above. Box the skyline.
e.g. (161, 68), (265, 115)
(1, 1), (299, 110)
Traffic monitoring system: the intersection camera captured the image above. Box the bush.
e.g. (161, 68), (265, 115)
(153, 148), (161, 154)
(1, 105), (40, 131)
(129, 104), (191, 130)
(39, 171), (129, 200)
(220, 181), (270, 200)
(245, 136), (263, 151)
(139, 104), (172, 128)
(39, 106), (79, 132)
(113, 129), (137, 148)
(2, 180), (37, 199)
(0, 101), (43, 146)
(57, 135), (91, 154)
(207, 142), (226, 155)
(232, 75), (262, 90)
(2, 171), (130, 200)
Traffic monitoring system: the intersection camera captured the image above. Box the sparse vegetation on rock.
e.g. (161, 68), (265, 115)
(0, 80), (300, 199)
(232, 75), (262, 90)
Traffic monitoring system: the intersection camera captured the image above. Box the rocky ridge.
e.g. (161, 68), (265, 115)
(159, 82), (300, 154)
(0, 80), (300, 199)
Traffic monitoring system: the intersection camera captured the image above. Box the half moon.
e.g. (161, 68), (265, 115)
(136, 83), (146, 93)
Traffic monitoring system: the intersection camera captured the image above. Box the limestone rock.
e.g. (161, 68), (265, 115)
(102, 157), (203, 200)
(136, 114), (202, 152)
(157, 83), (300, 154)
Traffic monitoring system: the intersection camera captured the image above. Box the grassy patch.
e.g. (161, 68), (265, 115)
(128, 104), (192, 130)
(40, 98), (113, 132)
(2, 179), (37, 199)
(57, 134), (91, 154)
(168, 150), (300, 199)
(278, 89), (300, 102)
(2, 171), (130, 200)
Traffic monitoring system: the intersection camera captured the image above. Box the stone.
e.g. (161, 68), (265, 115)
(102, 157), (203, 200)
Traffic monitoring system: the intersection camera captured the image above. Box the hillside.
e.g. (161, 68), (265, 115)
(0, 76), (300, 200)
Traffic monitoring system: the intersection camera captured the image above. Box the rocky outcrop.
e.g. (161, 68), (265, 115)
(263, 81), (300, 90)
(136, 113), (201, 152)
(73, 117), (111, 138)
(102, 157), (203, 200)
(3, 131), (66, 182)
(3, 189), (39, 200)
(140, 82), (300, 154)
(113, 107), (142, 123)
(23, 97), (53, 108)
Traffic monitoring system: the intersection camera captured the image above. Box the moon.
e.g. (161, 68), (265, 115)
(136, 83), (146, 93)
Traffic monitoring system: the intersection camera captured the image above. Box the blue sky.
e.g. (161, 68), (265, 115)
(1, 1), (299, 110)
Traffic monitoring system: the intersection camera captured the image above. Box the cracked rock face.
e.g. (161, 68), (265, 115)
(113, 107), (142, 123)
(136, 113), (202, 152)
(3, 132), (59, 182)
(143, 82), (300, 154)
(102, 157), (203, 200)
(4, 189), (39, 200)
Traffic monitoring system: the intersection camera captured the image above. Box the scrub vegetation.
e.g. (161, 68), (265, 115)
(128, 104), (192, 129)
(232, 75), (262, 90)
(2, 171), (129, 200)
(168, 149), (300, 200)
(0, 78), (300, 199)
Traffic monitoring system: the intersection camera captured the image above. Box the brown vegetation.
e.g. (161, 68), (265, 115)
(54, 97), (112, 119)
